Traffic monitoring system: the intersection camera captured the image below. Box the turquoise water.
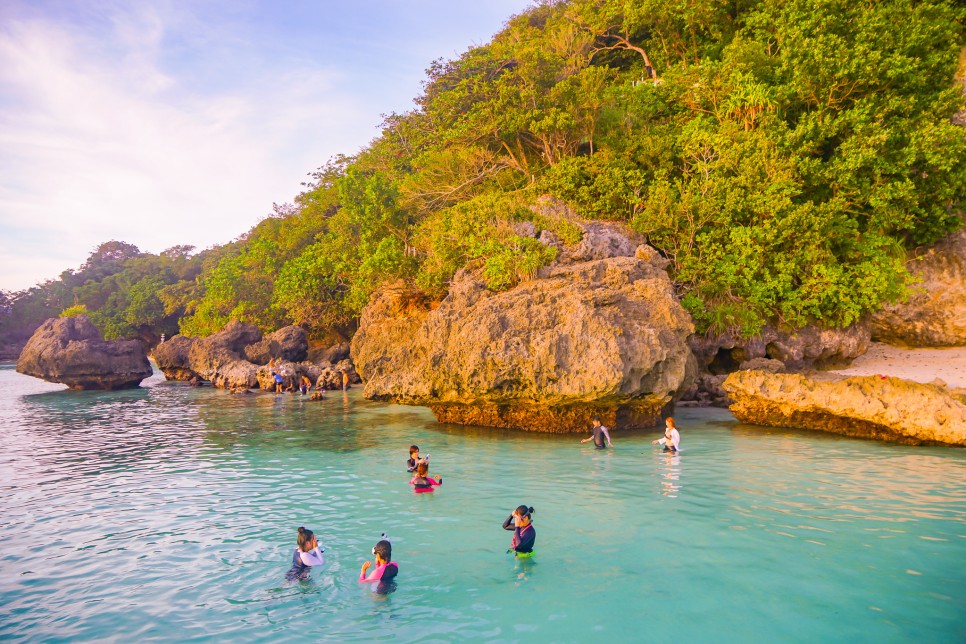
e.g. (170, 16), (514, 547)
(1, 363), (964, 642)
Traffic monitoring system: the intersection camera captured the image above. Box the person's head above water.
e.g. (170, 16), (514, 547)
(416, 462), (429, 477)
(297, 526), (317, 552)
(409, 445), (419, 457)
(372, 539), (392, 563)
(591, 417), (601, 427)
(665, 417), (676, 429)
(513, 505), (535, 526)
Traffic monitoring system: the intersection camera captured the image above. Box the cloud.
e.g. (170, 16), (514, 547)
(0, 4), (376, 291)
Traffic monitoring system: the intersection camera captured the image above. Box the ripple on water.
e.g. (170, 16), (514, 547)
(0, 367), (964, 641)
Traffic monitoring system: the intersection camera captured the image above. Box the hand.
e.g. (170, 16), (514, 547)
(435, 475), (441, 481)
(361, 561), (372, 573)
(652, 439), (659, 444)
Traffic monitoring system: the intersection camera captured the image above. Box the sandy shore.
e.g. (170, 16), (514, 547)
(829, 342), (966, 389)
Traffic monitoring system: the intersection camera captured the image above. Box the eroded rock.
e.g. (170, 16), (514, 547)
(352, 245), (695, 432)
(722, 370), (966, 446)
(16, 316), (152, 390)
(871, 229), (966, 347)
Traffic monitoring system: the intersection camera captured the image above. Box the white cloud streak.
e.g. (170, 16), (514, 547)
(0, 4), (375, 290)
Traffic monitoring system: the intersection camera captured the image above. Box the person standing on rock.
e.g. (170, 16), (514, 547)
(581, 417), (613, 449)
(652, 417), (681, 452)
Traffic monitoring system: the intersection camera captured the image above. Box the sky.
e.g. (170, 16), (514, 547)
(0, 0), (533, 291)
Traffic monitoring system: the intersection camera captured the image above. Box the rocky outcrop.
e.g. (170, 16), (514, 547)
(691, 323), (870, 374)
(352, 239), (695, 432)
(243, 325), (308, 364)
(16, 315), (152, 389)
(871, 229), (966, 347)
(154, 322), (351, 391)
(722, 370), (966, 446)
(154, 321), (263, 389)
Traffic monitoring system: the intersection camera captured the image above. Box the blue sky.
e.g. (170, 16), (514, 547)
(0, 0), (533, 291)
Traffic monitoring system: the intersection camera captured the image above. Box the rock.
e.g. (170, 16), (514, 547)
(556, 221), (639, 264)
(309, 391), (325, 401)
(152, 336), (196, 380)
(722, 370), (966, 446)
(154, 321), (262, 389)
(691, 323), (870, 373)
(315, 341), (351, 365)
(351, 249), (695, 432)
(871, 228), (966, 347)
(243, 325), (308, 364)
(16, 316), (152, 390)
(314, 359), (361, 390)
(738, 358), (786, 373)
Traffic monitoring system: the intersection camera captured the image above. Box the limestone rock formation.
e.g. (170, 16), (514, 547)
(154, 321), (263, 389)
(352, 243), (695, 432)
(691, 323), (871, 374)
(871, 229), (966, 347)
(243, 325), (308, 364)
(722, 370), (966, 446)
(16, 315), (152, 390)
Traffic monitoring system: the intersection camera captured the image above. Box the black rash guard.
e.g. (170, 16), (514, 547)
(502, 515), (536, 553)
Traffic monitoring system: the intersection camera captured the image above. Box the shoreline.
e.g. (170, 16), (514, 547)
(828, 342), (966, 389)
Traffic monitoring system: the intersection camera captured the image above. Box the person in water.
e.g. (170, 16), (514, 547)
(271, 371), (284, 393)
(360, 539), (399, 585)
(580, 417), (613, 449)
(299, 375), (312, 395)
(410, 462), (442, 493)
(652, 417), (681, 452)
(502, 505), (536, 557)
(406, 445), (428, 472)
(285, 526), (326, 581)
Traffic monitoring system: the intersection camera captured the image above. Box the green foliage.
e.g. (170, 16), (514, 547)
(59, 304), (88, 318)
(5, 0), (964, 343)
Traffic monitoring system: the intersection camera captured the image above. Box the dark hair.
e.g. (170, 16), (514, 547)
(409, 445), (419, 455)
(416, 462), (429, 477)
(373, 539), (392, 561)
(297, 526), (315, 552)
(591, 417), (601, 423)
(514, 505), (534, 518)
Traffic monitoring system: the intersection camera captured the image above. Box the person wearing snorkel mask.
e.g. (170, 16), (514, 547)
(502, 505), (536, 557)
(359, 538), (399, 585)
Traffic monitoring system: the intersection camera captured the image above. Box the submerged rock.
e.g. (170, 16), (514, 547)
(352, 243), (695, 432)
(16, 316), (152, 390)
(722, 370), (966, 446)
(871, 229), (966, 347)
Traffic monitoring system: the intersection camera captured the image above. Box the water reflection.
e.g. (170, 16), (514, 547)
(658, 451), (682, 497)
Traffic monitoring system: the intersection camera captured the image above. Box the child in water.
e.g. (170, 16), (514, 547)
(285, 526), (326, 581)
(410, 462), (442, 492)
(580, 417), (613, 449)
(502, 505), (536, 557)
(300, 375), (312, 395)
(652, 417), (681, 452)
(406, 445), (428, 472)
(359, 539), (399, 585)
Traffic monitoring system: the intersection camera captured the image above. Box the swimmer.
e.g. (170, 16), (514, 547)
(580, 417), (613, 449)
(502, 505), (536, 557)
(410, 462), (442, 492)
(652, 417), (681, 452)
(406, 445), (428, 472)
(360, 539), (399, 585)
(285, 526), (326, 581)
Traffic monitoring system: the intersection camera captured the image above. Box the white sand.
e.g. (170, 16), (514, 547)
(829, 342), (966, 389)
